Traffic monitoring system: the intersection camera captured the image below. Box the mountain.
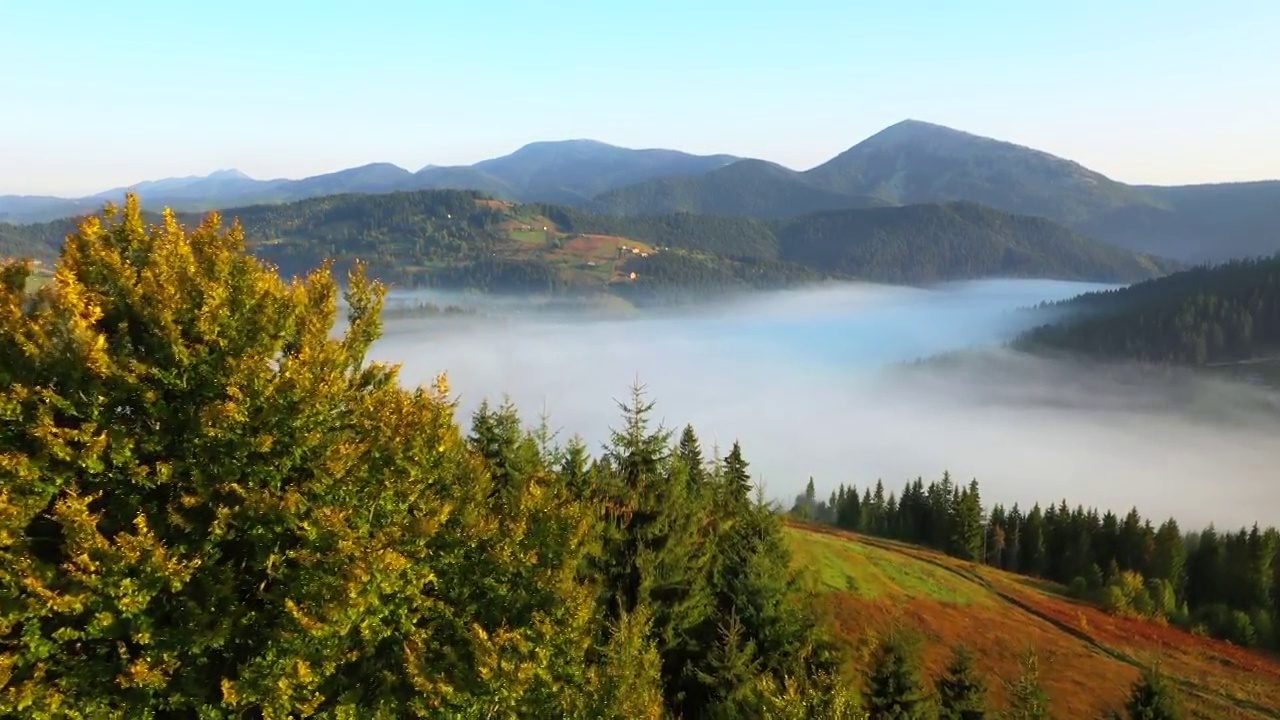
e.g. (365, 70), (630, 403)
(803, 120), (1156, 224)
(1079, 180), (1280, 262)
(588, 159), (885, 218)
(269, 162), (414, 202)
(0, 196), (99, 224)
(1017, 254), (1280, 365)
(6, 122), (1277, 261)
(454, 139), (737, 204)
(0, 141), (739, 223)
(774, 201), (1177, 284)
(593, 120), (1280, 263)
(90, 168), (268, 202)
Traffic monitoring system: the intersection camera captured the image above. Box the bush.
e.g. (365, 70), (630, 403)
(1227, 611), (1258, 648)
(1068, 576), (1090, 599)
(1250, 610), (1276, 650)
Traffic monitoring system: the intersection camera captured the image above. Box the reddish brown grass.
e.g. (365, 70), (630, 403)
(789, 521), (1280, 719)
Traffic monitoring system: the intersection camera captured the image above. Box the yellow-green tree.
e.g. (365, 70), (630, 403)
(0, 196), (661, 718)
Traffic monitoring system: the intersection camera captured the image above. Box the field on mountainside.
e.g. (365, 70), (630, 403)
(488, 203), (658, 283)
(786, 521), (1280, 719)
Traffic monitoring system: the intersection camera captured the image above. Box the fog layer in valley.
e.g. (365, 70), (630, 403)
(370, 280), (1280, 530)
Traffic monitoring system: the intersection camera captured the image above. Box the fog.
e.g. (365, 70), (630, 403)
(369, 280), (1280, 530)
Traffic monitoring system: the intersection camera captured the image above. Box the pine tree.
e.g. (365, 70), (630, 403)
(600, 383), (716, 713)
(1124, 666), (1181, 720)
(723, 440), (753, 502)
(937, 645), (988, 720)
(950, 480), (985, 561)
(863, 632), (930, 719)
(1150, 519), (1186, 595)
(1004, 649), (1051, 720)
(1022, 505), (1048, 577)
(678, 423), (707, 488)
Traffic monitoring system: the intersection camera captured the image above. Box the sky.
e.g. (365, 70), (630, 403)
(2, 0), (1277, 196)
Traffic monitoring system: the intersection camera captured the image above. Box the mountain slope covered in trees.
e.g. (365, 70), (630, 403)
(577, 121), (1280, 262)
(1, 191), (1178, 297)
(587, 159), (886, 219)
(1018, 255), (1280, 365)
(775, 202), (1179, 283)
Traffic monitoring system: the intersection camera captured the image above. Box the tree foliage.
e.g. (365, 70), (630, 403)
(0, 197), (657, 717)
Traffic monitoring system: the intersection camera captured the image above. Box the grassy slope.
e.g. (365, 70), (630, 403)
(485, 200), (655, 285)
(786, 521), (1280, 719)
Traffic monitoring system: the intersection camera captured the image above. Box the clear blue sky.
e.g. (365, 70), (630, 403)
(2, 0), (1276, 196)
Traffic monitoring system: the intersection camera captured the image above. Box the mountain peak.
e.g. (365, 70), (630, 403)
(861, 119), (974, 145)
(207, 168), (252, 181)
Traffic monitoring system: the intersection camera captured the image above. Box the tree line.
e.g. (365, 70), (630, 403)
(797, 473), (1280, 650)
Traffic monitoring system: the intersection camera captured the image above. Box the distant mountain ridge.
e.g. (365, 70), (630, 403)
(3, 121), (1278, 262)
(0, 141), (738, 223)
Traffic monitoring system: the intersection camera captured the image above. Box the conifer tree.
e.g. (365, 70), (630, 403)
(678, 423), (708, 488)
(599, 383), (716, 712)
(937, 645), (988, 720)
(723, 440), (754, 502)
(864, 632), (930, 720)
(1124, 666), (1181, 720)
(1003, 649), (1051, 720)
(950, 480), (985, 561)
(1150, 519), (1186, 594)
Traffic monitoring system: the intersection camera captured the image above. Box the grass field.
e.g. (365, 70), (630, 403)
(786, 521), (1280, 719)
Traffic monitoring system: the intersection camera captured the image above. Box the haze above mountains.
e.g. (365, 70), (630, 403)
(4, 119), (1278, 263)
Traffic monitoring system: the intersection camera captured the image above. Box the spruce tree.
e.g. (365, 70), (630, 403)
(678, 423), (707, 488)
(723, 440), (753, 502)
(937, 645), (988, 720)
(863, 632), (930, 719)
(1003, 649), (1051, 720)
(1124, 666), (1181, 720)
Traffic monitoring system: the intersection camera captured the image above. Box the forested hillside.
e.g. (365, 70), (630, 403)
(587, 159), (884, 219)
(2, 191), (1177, 301)
(583, 121), (1280, 263)
(1019, 255), (1280, 365)
(775, 202), (1178, 283)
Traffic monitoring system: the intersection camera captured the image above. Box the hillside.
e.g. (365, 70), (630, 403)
(786, 521), (1280, 719)
(587, 159), (884, 218)
(1017, 254), (1280, 365)
(776, 202), (1177, 283)
(195, 190), (821, 301)
(1080, 181), (1280, 262)
(2, 192), (1179, 293)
